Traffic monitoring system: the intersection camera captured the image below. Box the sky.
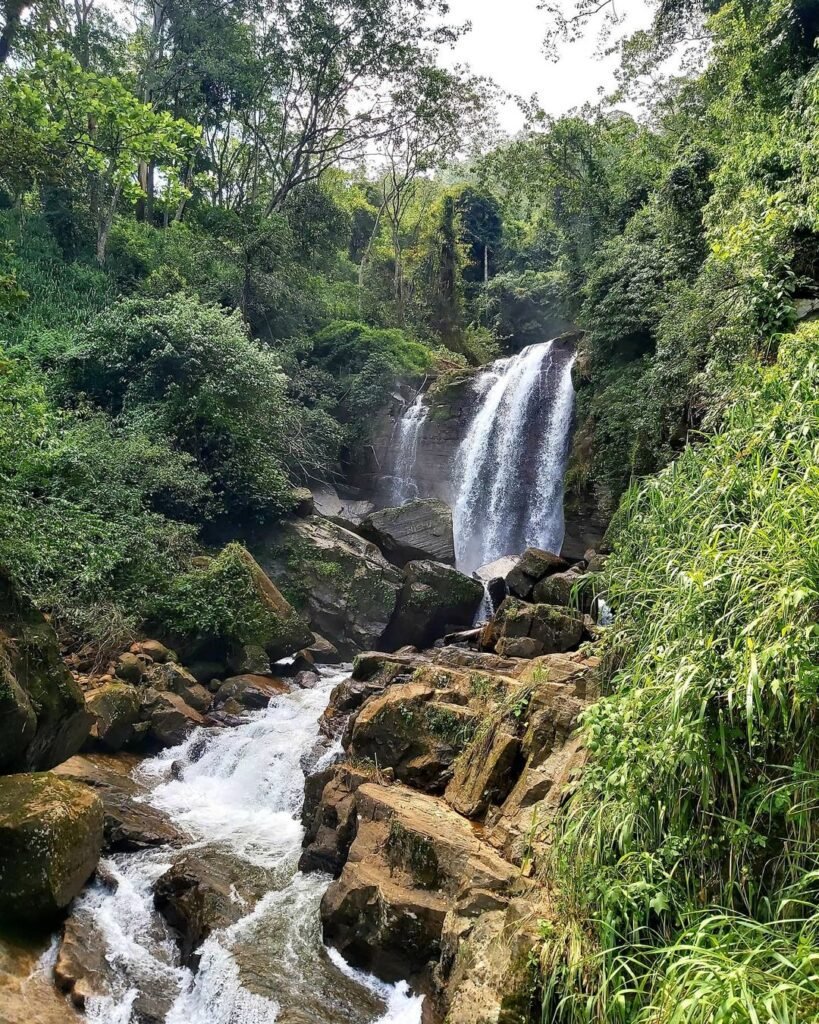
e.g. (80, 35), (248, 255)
(441, 0), (659, 133)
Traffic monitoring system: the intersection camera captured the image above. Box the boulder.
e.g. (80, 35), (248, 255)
(300, 764), (371, 876)
(114, 652), (144, 685)
(1, 932), (82, 1023)
(0, 569), (92, 773)
(359, 499), (455, 568)
(445, 726), (521, 819)
(132, 639), (176, 664)
(253, 517), (403, 655)
(0, 773), (103, 922)
(532, 565), (588, 608)
(473, 556), (519, 584)
(348, 681), (476, 792)
(383, 560), (484, 650)
(142, 691), (206, 748)
(482, 598), (583, 659)
(320, 783), (518, 983)
(440, 895), (547, 1024)
(505, 548), (569, 601)
(234, 547), (314, 661)
(311, 483), (375, 528)
(212, 673), (289, 709)
(52, 754), (185, 851)
(150, 661), (212, 713)
(302, 632), (341, 665)
(153, 850), (272, 968)
(85, 683), (141, 751)
(226, 643), (271, 676)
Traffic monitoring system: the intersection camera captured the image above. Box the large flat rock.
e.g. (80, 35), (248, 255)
(359, 499), (456, 568)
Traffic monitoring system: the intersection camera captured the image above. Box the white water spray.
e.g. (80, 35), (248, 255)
(67, 669), (424, 1024)
(453, 340), (576, 573)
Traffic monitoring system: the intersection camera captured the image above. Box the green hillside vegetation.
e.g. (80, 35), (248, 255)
(3, 0), (819, 1019)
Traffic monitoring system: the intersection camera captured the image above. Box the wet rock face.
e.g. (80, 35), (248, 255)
(52, 754), (185, 852)
(153, 850), (273, 969)
(212, 673), (289, 709)
(253, 516), (403, 656)
(300, 764), (371, 876)
(0, 570), (92, 773)
(358, 499), (455, 568)
(0, 773), (103, 922)
(347, 373), (481, 509)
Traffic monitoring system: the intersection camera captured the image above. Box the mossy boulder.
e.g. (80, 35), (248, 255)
(161, 543), (313, 664)
(505, 548), (569, 601)
(85, 684), (141, 752)
(383, 560), (484, 650)
(0, 773), (103, 923)
(253, 517), (403, 656)
(0, 569), (92, 774)
(482, 597), (583, 658)
(531, 565), (588, 608)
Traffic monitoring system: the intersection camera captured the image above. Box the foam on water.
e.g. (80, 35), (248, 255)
(71, 667), (423, 1024)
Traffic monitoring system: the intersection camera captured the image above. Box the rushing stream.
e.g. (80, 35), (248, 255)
(66, 667), (424, 1024)
(453, 340), (576, 574)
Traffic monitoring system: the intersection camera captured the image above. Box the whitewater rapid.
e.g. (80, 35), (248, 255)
(65, 667), (424, 1024)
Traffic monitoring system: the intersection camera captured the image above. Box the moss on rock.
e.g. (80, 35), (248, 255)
(0, 774), (103, 923)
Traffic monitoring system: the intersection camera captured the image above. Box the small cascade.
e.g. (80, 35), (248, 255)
(67, 668), (424, 1024)
(387, 393), (428, 505)
(453, 340), (576, 574)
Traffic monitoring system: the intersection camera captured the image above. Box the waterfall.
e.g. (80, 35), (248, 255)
(65, 668), (424, 1024)
(387, 393), (428, 505)
(453, 340), (576, 574)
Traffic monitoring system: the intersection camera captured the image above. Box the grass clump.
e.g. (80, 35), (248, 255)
(541, 321), (819, 1022)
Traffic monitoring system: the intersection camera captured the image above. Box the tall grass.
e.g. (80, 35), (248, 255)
(541, 322), (819, 1022)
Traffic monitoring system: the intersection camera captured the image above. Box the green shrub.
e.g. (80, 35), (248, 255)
(156, 543), (286, 649)
(63, 293), (327, 521)
(543, 320), (819, 1021)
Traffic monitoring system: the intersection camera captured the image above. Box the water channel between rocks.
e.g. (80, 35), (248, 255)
(64, 666), (424, 1024)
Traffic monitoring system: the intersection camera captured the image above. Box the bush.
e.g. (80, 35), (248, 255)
(64, 293), (326, 521)
(543, 320), (819, 1022)
(0, 356), (200, 644)
(157, 543), (285, 649)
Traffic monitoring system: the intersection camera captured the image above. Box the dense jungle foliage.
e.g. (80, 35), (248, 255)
(4, 0), (819, 1020)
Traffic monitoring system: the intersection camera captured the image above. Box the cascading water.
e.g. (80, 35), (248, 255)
(387, 393), (428, 505)
(65, 668), (424, 1024)
(453, 340), (576, 574)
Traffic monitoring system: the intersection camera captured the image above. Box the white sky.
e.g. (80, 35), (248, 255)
(442, 0), (659, 132)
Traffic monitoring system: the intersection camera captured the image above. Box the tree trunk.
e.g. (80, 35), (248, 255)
(96, 185), (121, 265)
(0, 1), (27, 65)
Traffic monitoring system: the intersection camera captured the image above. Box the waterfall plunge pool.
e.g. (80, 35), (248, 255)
(61, 667), (424, 1024)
